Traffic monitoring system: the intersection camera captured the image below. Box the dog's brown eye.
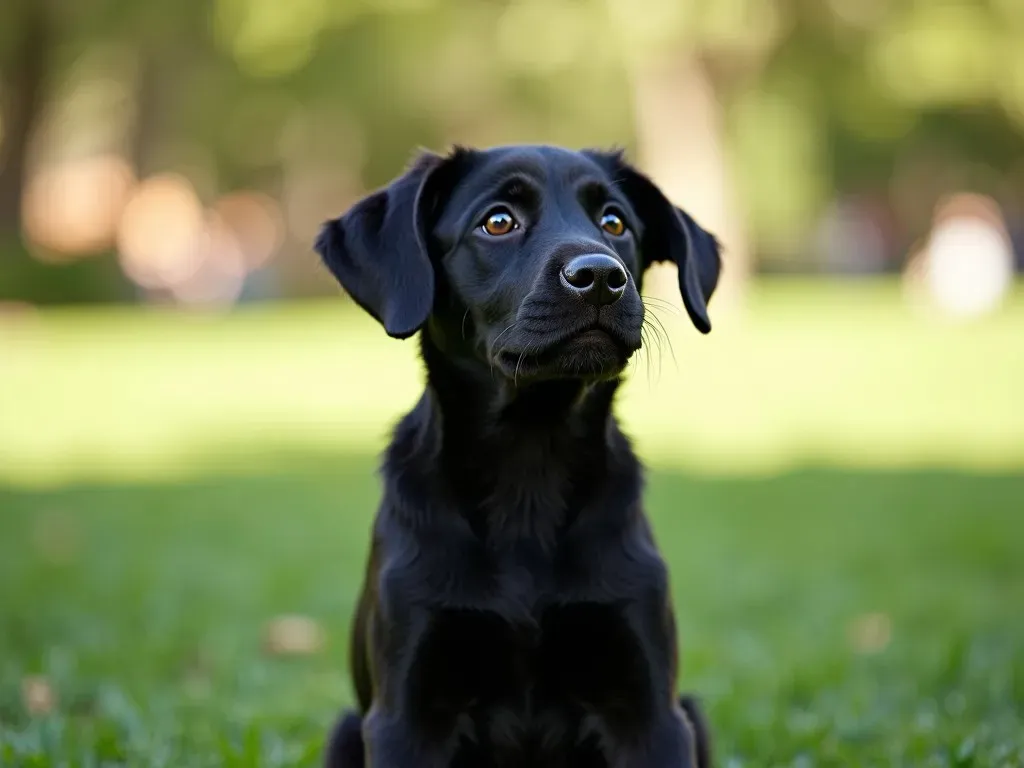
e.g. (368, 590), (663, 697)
(482, 209), (517, 236)
(600, 212), (626, 237)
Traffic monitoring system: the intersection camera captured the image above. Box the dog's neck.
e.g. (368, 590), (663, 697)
(383, 325), (642, 545)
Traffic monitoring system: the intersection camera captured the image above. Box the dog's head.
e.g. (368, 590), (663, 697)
(315, 145), (721, 383)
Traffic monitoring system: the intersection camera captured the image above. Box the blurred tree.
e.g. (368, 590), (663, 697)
(0, 0), (54, 234)
(3, 0), (1024, 305)
(612, 0), (1024, 277)
(600, 0), (794, 316)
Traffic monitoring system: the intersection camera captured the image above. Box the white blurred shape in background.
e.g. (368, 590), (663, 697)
(905, 192), (1014, 320)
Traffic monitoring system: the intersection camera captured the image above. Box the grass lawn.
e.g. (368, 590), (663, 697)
(1, 278), (1023, 766)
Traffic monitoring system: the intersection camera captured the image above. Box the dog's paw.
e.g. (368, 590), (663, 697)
(679, 693), (712, 768)
(324, 710), (364, 768)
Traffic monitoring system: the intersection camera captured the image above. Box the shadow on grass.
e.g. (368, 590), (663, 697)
(1, 449), (1023, 765)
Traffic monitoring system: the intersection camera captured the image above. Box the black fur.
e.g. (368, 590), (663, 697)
(315, 145), (721, 767)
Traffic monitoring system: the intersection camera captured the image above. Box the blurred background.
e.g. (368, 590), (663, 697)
(3, 0), (1024, 309)
(2, 0), (1024, 765)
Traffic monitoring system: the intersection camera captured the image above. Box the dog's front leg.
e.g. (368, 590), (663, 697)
(363, 706), (455, 768)
(678, 694), (712, 768)
(607, 704), (701, 768)
(324, 710), (364, 768)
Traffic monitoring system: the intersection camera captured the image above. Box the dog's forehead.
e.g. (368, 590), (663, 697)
(449, 145), (612, 201)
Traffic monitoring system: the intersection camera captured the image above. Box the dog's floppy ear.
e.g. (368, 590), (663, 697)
(314, 150), (460, 339)
(583, 149), (722, 334)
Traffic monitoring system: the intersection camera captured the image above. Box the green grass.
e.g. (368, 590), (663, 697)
(3, 465), (1023, 766)
(2, 279), (1024, 766)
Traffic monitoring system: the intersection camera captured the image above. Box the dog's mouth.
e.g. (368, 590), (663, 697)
(495, 327), (636, 383)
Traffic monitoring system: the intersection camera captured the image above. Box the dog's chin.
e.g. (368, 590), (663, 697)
(496, 330), (637, 384)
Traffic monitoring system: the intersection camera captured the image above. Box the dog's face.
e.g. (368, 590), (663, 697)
(315, 145), (721, 384)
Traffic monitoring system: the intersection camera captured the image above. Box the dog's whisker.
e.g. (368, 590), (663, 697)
(641, 305), (672, 328)
(644, 306), (670, 334)
(491, 322), (517, 348)
(641, 293), (679, 306)
(642, 301), (680, 374)
(644, 311), (677, 377)
(641, 302), (676, 347)
(644, 318), (666, 359)
(641, 304), (678, 338)
(644, 301), (673, 324)
(489, 322), (519, 381)
(655, 323), (670, 381)
(641, 317), (669, 385)
(641, 295), (682, 316)
(637, 327), (654, 389)
(514, 350), (527, 386)
(461, 309), (471, 340)
(651, 324), (664, 381)
(641, 317), (661, 354)
(634, 325), (651, 385)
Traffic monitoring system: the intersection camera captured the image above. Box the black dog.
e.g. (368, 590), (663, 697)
(315, 144), (721, 767)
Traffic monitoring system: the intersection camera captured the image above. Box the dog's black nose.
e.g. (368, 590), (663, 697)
(560, 254), (628, 306)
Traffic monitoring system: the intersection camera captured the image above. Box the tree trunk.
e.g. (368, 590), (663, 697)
(0, 1), (50, 236)
(129, 43), (182, 180)
(627, 49), (750, 325)
(129, 55), (161, 179)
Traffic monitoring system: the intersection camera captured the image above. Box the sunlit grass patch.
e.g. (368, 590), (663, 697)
(1, 277), (1022, 487)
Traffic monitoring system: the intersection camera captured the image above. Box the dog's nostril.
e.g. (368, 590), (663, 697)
(607, 267), (627, 290)
(563, 266), (595, 289)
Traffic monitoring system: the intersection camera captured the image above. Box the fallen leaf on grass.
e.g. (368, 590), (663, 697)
(847, 612), (892, 654)
(263, 615), (326, 656)
(32, 508), (80, 565)
(21, 676), (57, 715)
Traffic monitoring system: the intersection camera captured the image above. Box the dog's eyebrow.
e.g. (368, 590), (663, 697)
(470, 172), (542, 211)
(577, 178), (612, 207)
(498, 175), (540, 206)
(577, 177), (636, 220)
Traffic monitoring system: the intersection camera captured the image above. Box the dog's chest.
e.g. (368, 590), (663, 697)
(408, 540), (666, 760)
(421, 598), (647, 761)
